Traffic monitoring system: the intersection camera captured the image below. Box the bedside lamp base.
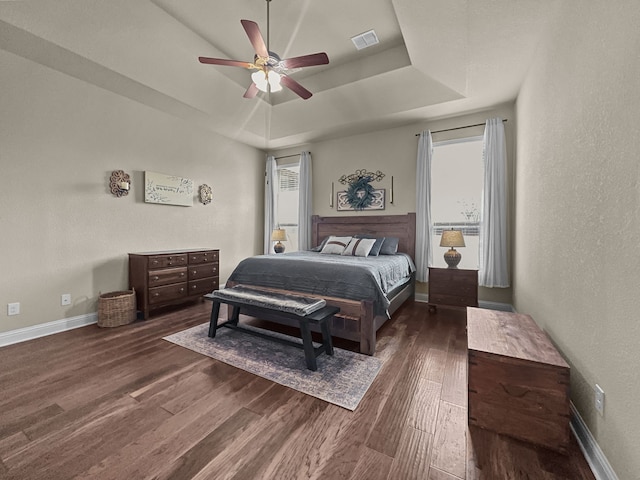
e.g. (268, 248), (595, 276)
(444, 248), (461, 268)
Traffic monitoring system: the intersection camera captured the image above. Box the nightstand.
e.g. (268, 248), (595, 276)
(427, 267), (478, 311)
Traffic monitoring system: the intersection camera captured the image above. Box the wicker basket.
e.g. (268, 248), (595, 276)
(98, 289), (137, 327)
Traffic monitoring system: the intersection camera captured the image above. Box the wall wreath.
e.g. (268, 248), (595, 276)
(345, 176), (376, 210)
(337, 169), (386, 211)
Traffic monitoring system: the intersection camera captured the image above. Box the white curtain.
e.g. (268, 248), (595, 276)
(298, 151), (313, 251)
(479, 118), (509, 287)
(264, 155), (277, 255)
(415, 130), (434, 282)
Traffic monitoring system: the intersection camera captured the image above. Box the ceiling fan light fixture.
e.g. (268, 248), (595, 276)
(267, 71), (282, 92)
(251, 70), (282, 93)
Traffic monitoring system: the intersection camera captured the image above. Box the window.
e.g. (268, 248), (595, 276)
(431, 136), (484, 269)
(275, 163), (299, 252)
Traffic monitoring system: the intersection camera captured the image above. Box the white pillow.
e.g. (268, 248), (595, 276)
(320, 236), (352, 255)
(342, 237), (376, 257)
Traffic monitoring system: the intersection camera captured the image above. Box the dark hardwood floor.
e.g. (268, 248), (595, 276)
(0, 300), (595, 479)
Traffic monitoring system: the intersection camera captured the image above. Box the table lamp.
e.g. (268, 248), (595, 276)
(271, 228), (287, 253)
(440, 229), (465, 268)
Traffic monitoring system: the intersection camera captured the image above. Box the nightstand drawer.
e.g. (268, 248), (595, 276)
(430, 268), (477, 285)
(430, 282), (477, 297)
(430, 293), (477, 308)
(148, 267), (188, 287)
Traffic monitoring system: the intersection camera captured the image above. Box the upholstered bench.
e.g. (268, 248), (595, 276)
(204, 285), (339, 371)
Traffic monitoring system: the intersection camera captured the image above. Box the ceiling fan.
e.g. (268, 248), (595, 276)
(198, 0), (329, 100)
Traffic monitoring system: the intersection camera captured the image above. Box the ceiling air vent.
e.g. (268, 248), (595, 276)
(351, 30), (379, 50)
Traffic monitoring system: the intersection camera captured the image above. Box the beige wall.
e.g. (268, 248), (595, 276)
(273, 103), (515, 305)
(0, 50), (264, 334)
(515, 2), (640, 477)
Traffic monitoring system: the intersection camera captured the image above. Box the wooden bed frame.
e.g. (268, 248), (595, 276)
(228, 213), (416, 355)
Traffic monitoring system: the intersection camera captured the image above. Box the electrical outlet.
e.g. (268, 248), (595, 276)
(8, 302), (20, 315)
(595, 384), (605, 415)
(61, 294), (71, 306)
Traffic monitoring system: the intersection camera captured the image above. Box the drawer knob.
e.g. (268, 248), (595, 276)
(153, 276), (159, 281)
(168, 262), (173, 266)
(179, 287), (184, 292)
(192, 285), (197, 289)
(192, 270), (197, 275)
(153, 292), (159, 297)
(180, 272), (185, 277)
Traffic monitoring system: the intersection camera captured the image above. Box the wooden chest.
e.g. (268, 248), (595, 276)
(467, 307), (570, 453)
(129, 249), (219, 319)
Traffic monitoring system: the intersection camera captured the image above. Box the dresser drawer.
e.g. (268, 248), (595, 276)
(148, 283), (187, 304)
(189, 263), (219, 280)
(188, 277), (219, 295)
(148, 267), (188, 287)
(148, 254), (187, 269)
(188, 250), (219, 265)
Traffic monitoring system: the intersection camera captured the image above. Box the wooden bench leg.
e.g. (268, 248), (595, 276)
(298, 319), (317, 371)
(208, 301), (221, 338)
(229, 305), (240, 326)
(320, 318), (334, 356)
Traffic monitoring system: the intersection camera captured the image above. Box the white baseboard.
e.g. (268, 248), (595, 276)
(0, 312), (98, 348)
(415, 293), (513, 312)
(571, 402), (619, 480)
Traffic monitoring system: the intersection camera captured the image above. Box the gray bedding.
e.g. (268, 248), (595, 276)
(227, 251), (416, 316)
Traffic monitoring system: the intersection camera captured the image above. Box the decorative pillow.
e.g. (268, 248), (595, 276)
(310, 236), (330, 252)
(342, 237), (376, 257)
(320, 236), (352, 255)
(380, 237), (399, 255)
(354, 234), (385, 256)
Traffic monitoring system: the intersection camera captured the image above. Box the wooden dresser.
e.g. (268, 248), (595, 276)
(129, 249), (219, 319)
(467, 307), (571, 453)
(428, 267), (478, 310)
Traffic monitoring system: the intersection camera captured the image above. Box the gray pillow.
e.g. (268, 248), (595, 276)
(379, 237), (399, 255)
(310, 236), (330, 252)
(354, 234), (385, 256)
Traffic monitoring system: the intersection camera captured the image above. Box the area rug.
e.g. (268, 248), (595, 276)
(163, 323), (381, 410)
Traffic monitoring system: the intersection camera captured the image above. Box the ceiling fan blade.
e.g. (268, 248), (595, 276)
(280, 52), (329, 69)
(280, 75), (313, 100)
(241, 20), (269, 58)
(199, 57), (253, 68)
(243, 83), (259, 99)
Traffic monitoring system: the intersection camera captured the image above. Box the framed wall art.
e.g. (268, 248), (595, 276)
(337, 188), (385, 211)
(144, 171), (194, 206)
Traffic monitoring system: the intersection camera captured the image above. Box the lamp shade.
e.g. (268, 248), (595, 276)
(271, 228), (287, 241)
(440, 229), (465, 248)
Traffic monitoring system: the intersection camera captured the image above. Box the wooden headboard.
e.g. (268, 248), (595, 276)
(311, 213), (416, 261)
